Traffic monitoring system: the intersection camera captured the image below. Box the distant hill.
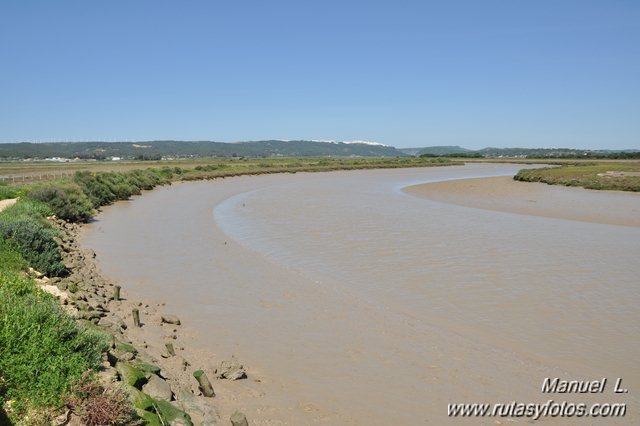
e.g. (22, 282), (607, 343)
(1, 141), (636, 160)
(415, 146), (472, 156)
(412, 146), (640, 159)
(477, 147), (640, 158)
(0, 140), (406, 160)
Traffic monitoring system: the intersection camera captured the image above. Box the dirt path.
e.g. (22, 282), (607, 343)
(0, 198), (17, 213)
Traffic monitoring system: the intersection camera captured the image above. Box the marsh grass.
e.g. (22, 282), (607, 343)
(514, 162), (640, 192)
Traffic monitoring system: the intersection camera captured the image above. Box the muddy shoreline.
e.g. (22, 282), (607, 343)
(41, 217), (250, 425)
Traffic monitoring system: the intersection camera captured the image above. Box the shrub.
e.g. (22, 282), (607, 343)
(27, 183), (94, 223)
(74, 171), (118, 207)
(0, 270), (106, 415)
(0, 210), (64, 277)
(73, 169), (170, 210)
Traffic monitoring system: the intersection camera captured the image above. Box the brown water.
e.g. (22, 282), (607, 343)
(83, 164), (640, 424)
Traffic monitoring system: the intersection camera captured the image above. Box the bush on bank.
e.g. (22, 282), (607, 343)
(0, 200), (65, 277)
(26, 183), (94, 223)
(73, 168), (173, 209)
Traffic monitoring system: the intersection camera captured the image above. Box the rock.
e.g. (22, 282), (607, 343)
(134, 362), (162, 376)
(77, 310), (101, 321)
(161, 314), (181, 325)
(62, 305), (79, 317)
(230, 411), (249, 426)
(143, 374), (173, 401)
(116, 341), (138, 355)
(38, 283), (68, 302)
(97, 367), (118, 384)
(116, 362), (147, 389)
(153, 400), (193, 426)
(28, 267), (44, 279)
(177, 390), (220, 426)
(125, 385), (155, 411)
(215, 358), (246, 380)
(137, 409), (163, 425)
(98, 317), (124, 334)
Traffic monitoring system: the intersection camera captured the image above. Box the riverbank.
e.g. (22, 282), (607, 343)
(514, 161), (640, 192)
(403, 175), (640, 227)
(0, 159), (457, 424)
(49, 218), (222, 424)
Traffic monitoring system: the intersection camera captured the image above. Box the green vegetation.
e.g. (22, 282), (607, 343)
(0, 200), (65, 276)
(406, 145), (640, 159)
(0, 244), (106, 422)
(0, 183), (19, 201)
(478, 147), (640, 159)
(514, 162), (640, 192)
(26, 183), (94, 223)
(413, 145), (473, 156)
(73, 168), (172, 209)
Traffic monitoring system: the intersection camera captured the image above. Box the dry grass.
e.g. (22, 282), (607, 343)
(66, 371), (136, 426)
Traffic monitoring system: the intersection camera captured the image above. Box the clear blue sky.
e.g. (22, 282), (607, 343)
(1, 1), (638, 149)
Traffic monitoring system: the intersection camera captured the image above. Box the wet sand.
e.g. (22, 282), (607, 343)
(404, 176), (640, 227)
(82, 164), (640, 424)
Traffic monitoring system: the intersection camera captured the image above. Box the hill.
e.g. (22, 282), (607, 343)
(415, 146), (472, 156)
(0, 140), (406, 160)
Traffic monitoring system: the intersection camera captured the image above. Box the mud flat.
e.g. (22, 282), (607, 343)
(82, 164), (640, 424)
(403, 175), (640, 227)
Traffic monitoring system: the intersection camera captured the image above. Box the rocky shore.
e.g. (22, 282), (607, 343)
(36, 217), (250, 425)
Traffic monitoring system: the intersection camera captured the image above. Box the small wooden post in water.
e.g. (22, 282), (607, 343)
(113, 285), (121, 301)
(165, 341), (176, 357)
(193, 370), (215, 397)
(132, 308), (141, 327)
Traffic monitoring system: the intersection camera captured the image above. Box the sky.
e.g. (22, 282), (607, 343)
(1, 1), (638, 149)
